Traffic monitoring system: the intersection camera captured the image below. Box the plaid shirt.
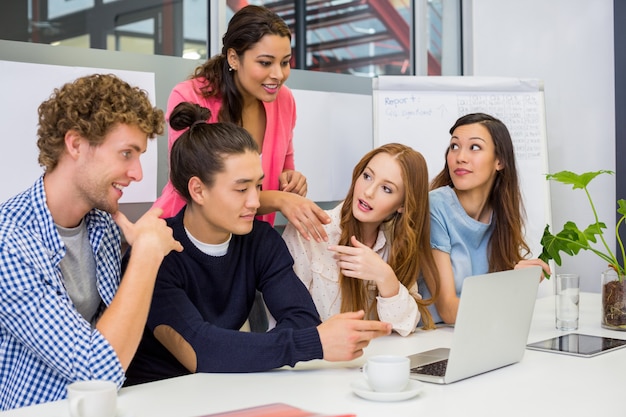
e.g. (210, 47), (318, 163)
(0, 176), (125, 410)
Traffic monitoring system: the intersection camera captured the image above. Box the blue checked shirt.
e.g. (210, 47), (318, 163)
(0, 176), (125, 410)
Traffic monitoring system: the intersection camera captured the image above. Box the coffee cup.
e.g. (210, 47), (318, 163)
(67, 380), (117, 417)
(362, 355), (410, 392)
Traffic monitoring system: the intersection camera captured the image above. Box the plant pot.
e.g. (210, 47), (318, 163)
(601, 269), (626, 330)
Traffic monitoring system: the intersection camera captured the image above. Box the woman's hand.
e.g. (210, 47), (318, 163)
(259, 191), (331, 242)
(280, 193), (330, 242)
(515, 258), (551, 281)
(328, 236), (399, 298)
(279, 169), (307, 196)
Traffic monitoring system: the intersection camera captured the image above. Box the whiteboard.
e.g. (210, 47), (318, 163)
(373, 76), (551, 261)
(291, 89), (373, 202)
(0, 60), (158, 204)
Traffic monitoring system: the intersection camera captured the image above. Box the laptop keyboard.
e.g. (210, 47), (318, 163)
(411, 359), (448, 376)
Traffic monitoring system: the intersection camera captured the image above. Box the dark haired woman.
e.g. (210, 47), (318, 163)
(153, 5), (329, 241)
(422, 113), (550, 324)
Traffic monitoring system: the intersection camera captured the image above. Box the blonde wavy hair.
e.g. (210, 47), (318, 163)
(339, 143), (440, 330)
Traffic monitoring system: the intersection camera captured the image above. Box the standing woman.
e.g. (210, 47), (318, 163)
(421, 113), (550, 324)
(153, 5), (329, 240)
(282, 143), (440, 335)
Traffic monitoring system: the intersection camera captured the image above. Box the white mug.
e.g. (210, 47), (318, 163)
(362, 355), (410, 392)
(67, 380), (117, 417)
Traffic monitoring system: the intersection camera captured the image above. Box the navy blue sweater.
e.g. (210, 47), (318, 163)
(125, 209), (323, 385)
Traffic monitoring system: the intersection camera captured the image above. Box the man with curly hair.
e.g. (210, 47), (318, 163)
(0, 74), (183, 410)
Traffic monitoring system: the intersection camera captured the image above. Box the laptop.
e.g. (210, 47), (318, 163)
(409, 266), (542, 384)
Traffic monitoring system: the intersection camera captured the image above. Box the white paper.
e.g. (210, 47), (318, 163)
(0, 60), (158, 204)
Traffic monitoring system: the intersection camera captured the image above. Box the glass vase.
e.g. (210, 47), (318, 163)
(601, 268), (626, 330)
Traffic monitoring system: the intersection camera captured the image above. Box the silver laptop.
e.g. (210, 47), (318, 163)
(409, 266), (542, 384)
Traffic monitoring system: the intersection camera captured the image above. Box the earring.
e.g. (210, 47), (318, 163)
(228, 66), (233, 72)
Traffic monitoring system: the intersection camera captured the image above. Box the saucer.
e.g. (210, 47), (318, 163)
(350, 379), (424, 402)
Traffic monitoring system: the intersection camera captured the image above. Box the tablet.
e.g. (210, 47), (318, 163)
(526, 333), (626, 357)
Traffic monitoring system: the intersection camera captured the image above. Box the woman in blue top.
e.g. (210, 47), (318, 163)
(420, 113), (550, 324)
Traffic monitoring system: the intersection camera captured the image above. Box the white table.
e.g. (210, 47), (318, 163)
(2, 293), (624, 417)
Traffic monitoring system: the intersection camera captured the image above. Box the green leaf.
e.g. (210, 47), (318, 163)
(539, 221), (604, 265)
(540, 170), (626, 277)
(618, 199), (626, 217)
(545, 170), (614, 190)
(581, 222), (606, 244)
(540, 225), (570, 266)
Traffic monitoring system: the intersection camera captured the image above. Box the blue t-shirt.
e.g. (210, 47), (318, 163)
(421, 186), (493, 323)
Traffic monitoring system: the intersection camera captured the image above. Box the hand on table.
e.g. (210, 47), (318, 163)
(317, 310), (392, 362)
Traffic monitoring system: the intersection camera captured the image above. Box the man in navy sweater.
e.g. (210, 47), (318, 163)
(125, 102), (392, 385)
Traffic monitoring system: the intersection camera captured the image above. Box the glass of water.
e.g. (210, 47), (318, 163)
(555, 273), (580, 330)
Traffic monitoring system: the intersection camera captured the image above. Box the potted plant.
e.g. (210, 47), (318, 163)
(539, 170), (626, 330)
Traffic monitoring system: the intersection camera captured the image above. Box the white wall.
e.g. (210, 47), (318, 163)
(467, 0), (615, 293)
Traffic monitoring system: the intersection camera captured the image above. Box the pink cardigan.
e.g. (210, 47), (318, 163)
(153, 78), (297, 225)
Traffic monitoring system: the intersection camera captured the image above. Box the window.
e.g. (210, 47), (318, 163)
(231, 0), (461, 76)
(0, 0), (461, 76)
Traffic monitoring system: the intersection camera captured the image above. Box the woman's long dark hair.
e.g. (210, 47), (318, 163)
(190, 5), (291, 125)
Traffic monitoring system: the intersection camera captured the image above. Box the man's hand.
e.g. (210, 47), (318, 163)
(114, 208), (183, 258)
(100, 208), (182, 369)
(317, 311), (392, 362)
